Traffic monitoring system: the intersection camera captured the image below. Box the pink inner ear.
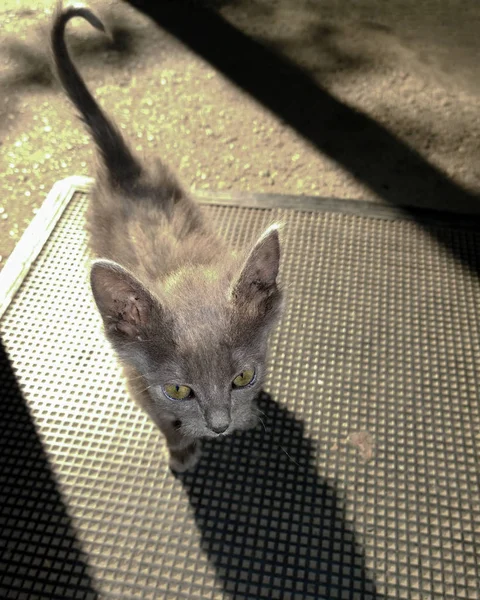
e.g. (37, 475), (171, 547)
(91, 261), (153, 337)
(114, 293), (147, 336)
(110, 286), (154, 337)
(116, 320), (139, 336)
(237, 227), (280, 293)
(254, 249), (277, 284)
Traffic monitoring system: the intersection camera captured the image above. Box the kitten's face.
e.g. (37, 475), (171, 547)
(124, 322), (269, 438)
(90, 225), (282, 441)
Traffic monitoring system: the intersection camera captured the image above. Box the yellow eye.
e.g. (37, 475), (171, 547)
(164, 384), (192, 400)
(232, 369), (256, 388)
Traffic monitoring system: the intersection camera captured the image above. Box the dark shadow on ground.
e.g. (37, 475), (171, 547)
(175, 392), (384, 599)
(124, 0), (480, 276)
(0, 338), (98, 599)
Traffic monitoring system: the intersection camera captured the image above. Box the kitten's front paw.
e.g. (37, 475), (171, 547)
(169, 441), (202, 473)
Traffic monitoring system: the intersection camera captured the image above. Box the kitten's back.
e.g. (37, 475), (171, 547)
(51, 5), (227, 281)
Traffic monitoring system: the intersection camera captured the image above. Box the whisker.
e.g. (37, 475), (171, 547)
(257, 416), (267, 433)
(120, 337), (162, 346)
(125, 369), (161, 382)
(136, 383), (157, 395)
(125, 375), (145, 384)
(125, 374), (144, 382)
(279, 445), (301, 467)
(126, 373), (150, 382)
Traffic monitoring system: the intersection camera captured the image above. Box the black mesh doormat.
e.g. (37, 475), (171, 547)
(1, 177), (479, 600)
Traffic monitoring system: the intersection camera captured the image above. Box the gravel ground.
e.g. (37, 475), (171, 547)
(0, 0), (479, 268)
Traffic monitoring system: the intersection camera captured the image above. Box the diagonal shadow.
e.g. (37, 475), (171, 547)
(124, 0), (480, 276)
(175, 392), (385, 599)
(0, 338), (98, 599)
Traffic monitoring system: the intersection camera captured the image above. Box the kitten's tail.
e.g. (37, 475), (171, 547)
(51, 4), (142, 189)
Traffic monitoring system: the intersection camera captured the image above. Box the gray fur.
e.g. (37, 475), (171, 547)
(52, 5), (283, 471)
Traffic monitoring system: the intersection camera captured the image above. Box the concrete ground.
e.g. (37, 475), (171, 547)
(0, 0), (479, 268)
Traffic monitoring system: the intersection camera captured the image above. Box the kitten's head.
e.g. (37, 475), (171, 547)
(90, 226), (283, 439)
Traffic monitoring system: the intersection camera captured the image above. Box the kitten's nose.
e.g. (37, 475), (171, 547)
(208, 412), (231, 434)
(210, 422), (229, 434)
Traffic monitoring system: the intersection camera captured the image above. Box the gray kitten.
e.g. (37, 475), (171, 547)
(51, 6), (283, 471)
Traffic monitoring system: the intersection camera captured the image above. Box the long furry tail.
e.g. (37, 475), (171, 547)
(51, 5), (142, 189)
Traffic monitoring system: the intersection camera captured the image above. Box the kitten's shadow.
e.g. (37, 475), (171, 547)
(175, 393), (384, 599)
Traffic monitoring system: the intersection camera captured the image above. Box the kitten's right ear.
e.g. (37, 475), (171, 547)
(232, 224), (281, 304)
(90, 260), (161, 338)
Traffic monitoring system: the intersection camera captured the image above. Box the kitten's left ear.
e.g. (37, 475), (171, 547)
(232, 224), (281, 303)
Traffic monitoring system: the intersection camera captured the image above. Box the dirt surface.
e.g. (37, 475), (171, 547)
(0, 0), (479, 268)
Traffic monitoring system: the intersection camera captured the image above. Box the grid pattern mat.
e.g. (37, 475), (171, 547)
(1, 190), (480, 600)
